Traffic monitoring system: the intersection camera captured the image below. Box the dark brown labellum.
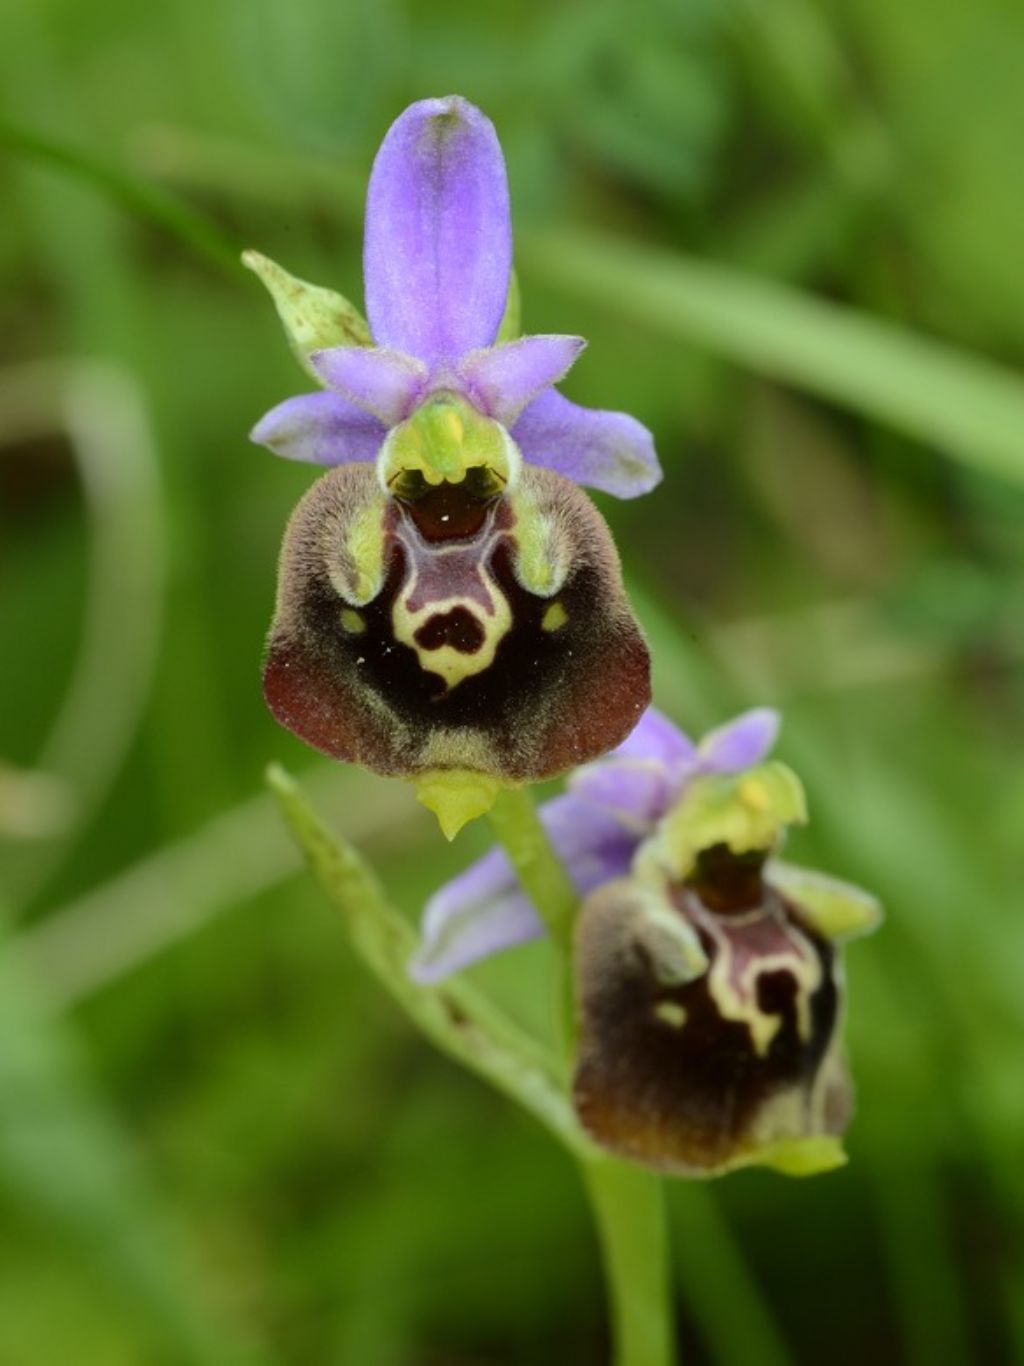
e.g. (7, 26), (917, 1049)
(572, 870), (851, 1175)
(263, 463), (650, 781)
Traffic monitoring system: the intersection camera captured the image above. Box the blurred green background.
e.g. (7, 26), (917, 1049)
(2, 0), (1023, 1361)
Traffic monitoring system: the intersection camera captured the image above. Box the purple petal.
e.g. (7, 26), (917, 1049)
(410, 795), (636, 982)
(512, 388), (662, 499)
(569, 709), (697, 829)
(457, 336), (586, 426)
(364, 96), (512, 364)
(567, 763), (677, 833)
(250, 391), (386, 465)
(607, 707), (696, 767)
(310, 346), (428, 425)
(410, 862), (544, 985)
(698, 708), (780, 774)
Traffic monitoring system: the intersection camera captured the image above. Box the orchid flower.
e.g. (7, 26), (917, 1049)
(411, 704), (881, 1176)
(573, 751), (881, 1176)
(248, 97), (657, 805)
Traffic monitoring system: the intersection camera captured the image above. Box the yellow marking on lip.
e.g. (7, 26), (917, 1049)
(681, 892), (823, 1057)
(339, 498), (387, 605)
(340, 608), (366, 635)
(541, 601), (568, 632)
(392, 593), (512, 689)
(654, 1001), (687, 1029)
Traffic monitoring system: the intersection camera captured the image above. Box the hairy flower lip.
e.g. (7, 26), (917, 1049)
(264, 461), (650, 787)
(572, 863), (850, 1177)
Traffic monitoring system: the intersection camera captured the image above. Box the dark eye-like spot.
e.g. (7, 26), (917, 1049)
(756, 969), (797, 1017)
(414, 608), (486, 654)
(688, 844), (767, 913)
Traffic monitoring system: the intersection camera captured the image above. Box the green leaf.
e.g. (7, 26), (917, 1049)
(265, 763), (589, 1155)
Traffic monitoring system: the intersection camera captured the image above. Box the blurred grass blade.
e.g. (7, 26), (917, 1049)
(521, 226), (1024, 488)
(266, 763), (589, 1155)
(17, 765), (420, 1010)
(0, 117), (240, 273)
(0, 361), (167, 911)
(671, 1185), (794, 1366)
(0, 914), (272, 1366)
(869, 1160), (973, 1366)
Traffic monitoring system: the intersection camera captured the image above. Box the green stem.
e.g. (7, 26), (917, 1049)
(272, 768), (679, 1365)
(582, 1158), (677, 1366)
(487, 786), (677, 1365)
(486, 784), (580, 1055)
(486, 786), (578, 950)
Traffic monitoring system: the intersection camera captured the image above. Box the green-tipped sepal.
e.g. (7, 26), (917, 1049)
(243, 249), (371, 379)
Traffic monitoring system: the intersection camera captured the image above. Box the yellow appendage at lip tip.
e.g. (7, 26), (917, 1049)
(753, 1135), (848, 1177)
(415, 770), (503, 840)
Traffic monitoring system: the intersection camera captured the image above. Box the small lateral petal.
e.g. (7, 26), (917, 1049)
(698, 707), (781, 774)
(604, 706), (696, 769)
(769, 861), (883, 941)
(363, 96), (512, 363)
(512, 388), (662, 499)
(250, 391), (386, 465)
(569, 707), (696, 827)
(458, 336), (586, 426)
(311, 346), (428, 425)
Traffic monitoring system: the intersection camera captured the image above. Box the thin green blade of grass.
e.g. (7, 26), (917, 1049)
(520, 226), (1024, 489)
(0, 117), (240, 274)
